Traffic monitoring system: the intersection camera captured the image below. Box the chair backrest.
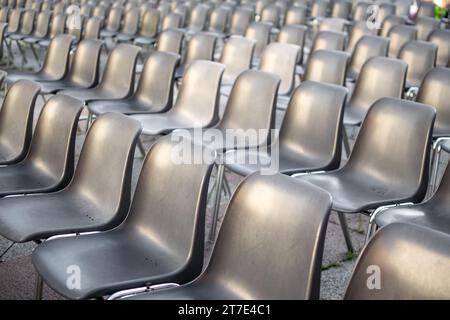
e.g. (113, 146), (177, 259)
(380, 15), (405, 37)
(123, 136), (214, 283)
(0, 7), (8, 23)
(183, 32), (217, 69)
(399, 40), (437, 87)
(26, 95), (83, 190)
(278, 24), (307, 63)
(311, 0), (329, 18)
(311, 30), (346, 53)
(49, 13), (67, 38)
(97, 44), (141, 97)
(377, 3), (395, 22)
(346, 57), (407, 121)
(53, 1), (65, 14)
(320, 18), (347, 32)
(162, 12), (182, 30)
(0, 80), (40, 164)
(188, 4), (208, 31)
(303, 49), (349, 86)
(41, 0), (51, 12)
(7, 8), (22, 33)
(284, 5), (306, 25)
(260, 4), (279, 28)
(347, 20), (377, 52)
(80, 4), (93, 17)
(280, 81), (347, 171)
(19, 9), (35, 34)
(415, 16), (440, 41)
(347, 97), (435, 201)
(220, 36), (255, 85)
(259, 42), (300, 96)
(198, 172), (332, 299)
(417, 1), (435, 18)
(332, 0), (351, 19)
(172, 60), (225, 127)
(121, 7), (139, 34)
(352, 1), (370, 21)
(40, 34), (73, 80)
(173, 4), (188, 27)
(156, 28), (184, 54)
(230, 7), (252, 35)
(348, 35), (389, 78)
(69, 113), (141, 227)
(134, 51), (180, 113)
(244, 22), (271, 57)
(33, 10), (51, 38)
(255, 0), (271, 16)
(208, 7), (229, 33)
(139, 8), (159, 37)
(417, 67), (450, 136)
(0, 23), (6, 59)
(387, 25), (417, 58)
(93, 4), (107, 18)
(217, 70), (280, 148)
(68, 39), (103, 88)
(84, 16), (102, 40)
(428, 29), (450, 67)
(345, 223), (450, 299)
(106, 6), (123, 32)
(395, 0), (412, 17)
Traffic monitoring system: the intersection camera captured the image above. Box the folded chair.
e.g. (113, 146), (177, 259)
(298, 97), (435, 252)
(31, 135), (213, 299)
(116, 173), (332, 300)
(0, 80), (40, 165)
(0, 113), (141, 245)
(345, 223), (450, 299)
(0, 94), (83, 197)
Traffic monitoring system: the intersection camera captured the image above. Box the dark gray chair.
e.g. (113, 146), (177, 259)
(5, 34), (73, 85)
(224, 81), (347, 176)
(116, 173), (332, 300)
(345, 223), (450, 299)
(0, 113), (141, 244)
(0, 94), (83, 197)
(347, 35), (389, 81)
(428, 29), (450, 67)
(88, 51), (179, 115)
(131, 60), (225, 136)
(37, 39), (103, 94)
(399, 40), (437, 89)
(299, 97), (436, 252)
(31, 135), (213, 299)
(0, 80), (40, 165)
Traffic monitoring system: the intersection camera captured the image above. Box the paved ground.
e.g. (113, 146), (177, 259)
(0, 37), (445, 300)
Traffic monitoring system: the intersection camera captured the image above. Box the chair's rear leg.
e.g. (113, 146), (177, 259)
(35, 271), (43, 300)
(337, 211), (354, 253)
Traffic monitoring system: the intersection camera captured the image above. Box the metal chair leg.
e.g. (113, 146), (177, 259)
(35, 272), (43, 300)
(222, 172), (231, 197)
(137, 137), (146, 158)
(209, 163), (225, 242)
(342, 126), (351, 158)
(337, 211), (354, 252)
(432, 144), (442, 193)
(30, 44), (40, 65)
(85, 110), (92, 132)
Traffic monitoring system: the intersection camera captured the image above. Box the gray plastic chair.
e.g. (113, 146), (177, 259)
(154, 28), (185, 55)
(0, 112), (141, 244)
(114, 7), (140, 40)
(345, 223), (450, 299)
(284, 5), (307, 25)
(224, 81), (347, 176)
(117, 172), (332, 300)
(161, 12), (182, 31)
(376, 3), (396, 23)
(303, 49), (349, 86)
(219, 36), (255, 86)
(277, 24), (307, 64)
(92, 4), (107, 18)
(260, 4), (279, 28)
(37, 39), (103, 94)
(352, 1), (370, 21)
(59, 44), (141, 106)
(319, 18), (347, 32)
(132, 60), (225, 136)
(0, 7), (9, 23)
(332, 0), (351, 19)
(229, 7), (253, 35)
(428, 29), (450, 67)
(7, 9), (35, 41)
(5, 34), (73, 85)
(387, 25), (417, 58)
(399, 40), (437, 88)
(347, 35), (389, 81)
(36, 13), (67, 47)
(310, 30), (346, 54)
(208, 7), (229, 34)
(310, 0), (329, 19)
(380, 15), (405, 38)
(346, 21), (377, 52)
(185, 4), (209, 33)
(5, 8), (22, 35)
(22, 11), (51, 46)
(100, 6), (124, 38)
(88, 51), (179, 115)
(245, 22), (271, 58)
(0, 80), (40, 165)
(0, 94), (83, 198)
(300, 97), (435, 252)
(177, 32), (217, 77)
(344, 57), (407, 127)
(415, 16), (440, 41)
(83, 16), (102, 40)
(31, 135), (213, 299)
(417, 1), (435, 18)
(129, 8), (159, 44)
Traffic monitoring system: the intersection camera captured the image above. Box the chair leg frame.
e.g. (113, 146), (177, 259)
(336, 212), (354, 253)
(209, 162), (225, 242)
(107, 283), (180, 300)
(35, 270), (43, 300)
(430, 137), (450, 195)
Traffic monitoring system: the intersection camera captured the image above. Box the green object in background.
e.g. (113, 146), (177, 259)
(435, 5), (447, 19)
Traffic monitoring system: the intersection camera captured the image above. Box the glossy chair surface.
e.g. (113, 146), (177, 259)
(303, 49), (349, 86)
(399, 40), (437, 88)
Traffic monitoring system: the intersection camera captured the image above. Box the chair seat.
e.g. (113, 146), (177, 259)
(132, 112), (206, 135)
(88, 99), (162, 115)
(32, 229), (186, 299)
(8, 34), (27, 41)
(23, 36), (44, 44)
(38, 39), (50, 47)
(375, 202), (450, 234)
(100, 30), (117, 38)
(299, 171), (414, 212)
(134, 36), (156, 45)
(0, 162), (59, 197)
(6, 71), (56, 84)
(0, 191), (109, 242)
(59, 88), (126, 103)
(224, 147), (334, 176)
(115, 33), (135, 42)
(38, 80), (86, 94)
